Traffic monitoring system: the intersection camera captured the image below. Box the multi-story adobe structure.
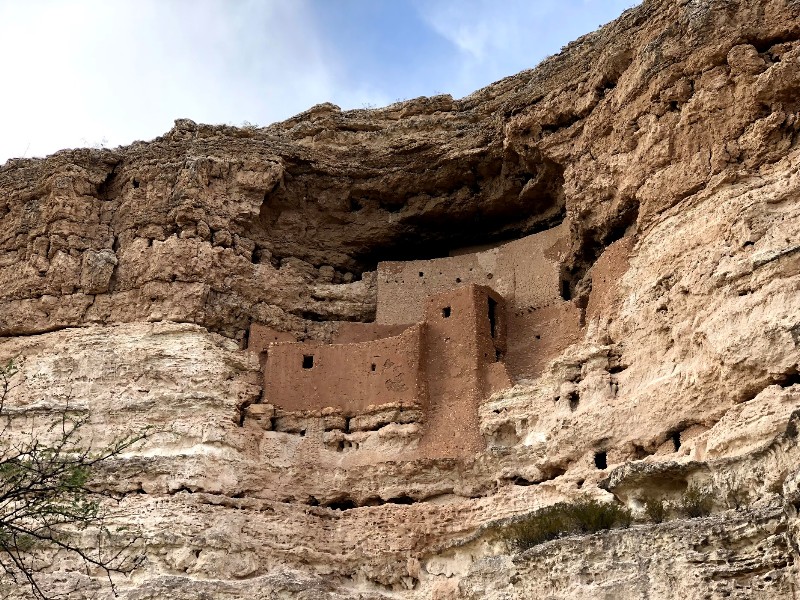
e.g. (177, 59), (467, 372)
(248, 222), (589, 457)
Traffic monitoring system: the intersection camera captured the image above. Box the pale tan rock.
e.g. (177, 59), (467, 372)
(1, 0), (800, 597)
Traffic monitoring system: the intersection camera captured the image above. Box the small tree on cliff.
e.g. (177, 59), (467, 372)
(0, 359), (148, 599)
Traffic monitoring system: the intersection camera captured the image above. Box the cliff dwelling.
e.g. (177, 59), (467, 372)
(248, 221), (585, 457)
(3, 0), (800, 597)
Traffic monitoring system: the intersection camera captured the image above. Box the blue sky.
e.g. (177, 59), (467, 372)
(0, 0), (639, 164)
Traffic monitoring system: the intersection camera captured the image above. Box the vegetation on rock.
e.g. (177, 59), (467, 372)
(0, 360), (148, 599)
(500, 499), (632, 551)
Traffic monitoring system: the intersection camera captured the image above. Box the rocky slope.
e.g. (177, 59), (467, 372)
(1, 0), (800, 597)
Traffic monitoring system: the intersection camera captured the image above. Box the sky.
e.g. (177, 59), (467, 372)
(0, 0), (639, 165)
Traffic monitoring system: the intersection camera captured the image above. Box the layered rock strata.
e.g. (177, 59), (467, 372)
(1, 0), (800, 597)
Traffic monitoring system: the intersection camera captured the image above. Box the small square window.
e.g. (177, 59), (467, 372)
(442, 307), (451, 318)
(302, 355), (314, 369)
(371, 363), (377, 372)
(594, 451), (607, 470)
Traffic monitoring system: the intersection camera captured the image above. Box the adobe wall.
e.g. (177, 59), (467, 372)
(376, 249), (507, 325)
(500, 223), (569, 311)
(506, 301), (584, 379)
(420, 285), (511, 457)
(331, 322), (411, 344)
(248, 324), (297, 357)
(262, 325), (426, 413)
(376, 222), (569, 324)
(586, 236), (635, 322)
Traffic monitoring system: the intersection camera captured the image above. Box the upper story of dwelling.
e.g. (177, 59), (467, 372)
(375, 222), (568, 324)
(248, 221), (581, 386)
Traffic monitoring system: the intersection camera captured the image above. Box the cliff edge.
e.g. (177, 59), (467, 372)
(1, 0), (800, 597)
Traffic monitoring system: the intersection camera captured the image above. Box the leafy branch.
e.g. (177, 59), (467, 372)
(0, 359), (150, 599)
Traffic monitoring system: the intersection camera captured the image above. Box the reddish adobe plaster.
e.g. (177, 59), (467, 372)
(247, 225), (634, 457)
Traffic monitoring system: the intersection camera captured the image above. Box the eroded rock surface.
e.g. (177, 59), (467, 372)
(1, 0), (800, 597)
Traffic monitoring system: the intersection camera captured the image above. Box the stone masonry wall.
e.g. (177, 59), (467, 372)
(376, 223), (568, 325)
(419, 285), (511, 457)
(506, 301), (584, 378)
(262, 324), (426, 413)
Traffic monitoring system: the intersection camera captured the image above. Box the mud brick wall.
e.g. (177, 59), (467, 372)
(262, 325), (426, 413)
(376, 223), (568, 325)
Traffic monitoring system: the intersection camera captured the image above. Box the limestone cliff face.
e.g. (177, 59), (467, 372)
(1, 0), (800, 598)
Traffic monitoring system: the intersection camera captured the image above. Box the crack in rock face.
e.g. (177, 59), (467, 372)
(1, 0), (800, 597)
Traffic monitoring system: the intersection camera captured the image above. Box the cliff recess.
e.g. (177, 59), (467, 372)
(2, 0), (800, 598)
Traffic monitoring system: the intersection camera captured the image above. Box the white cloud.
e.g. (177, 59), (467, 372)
(0, 0), (638, 164)
(412, 0), (639, 97)
(0, 0), (349, 163)
(416, 0), (550, 61)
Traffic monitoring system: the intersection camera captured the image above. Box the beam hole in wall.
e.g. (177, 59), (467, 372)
(419, 271), (424, 277)
(594, 451), (607, 470)
(132, 178), (140, 189)
(442, 306), (451, 318)
(302, 355), (314, 369)
(371, 363), (377, 372)
(456, 277), (461, 283)
(487, 273), (494, 279)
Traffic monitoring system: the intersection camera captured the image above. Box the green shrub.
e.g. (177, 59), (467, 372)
(502, 505), (572, 550)
(571, 499), (632, 531)
(677, 484), (713, 518)
(500, 499), (632, 551)
(642, 496), (667, 523)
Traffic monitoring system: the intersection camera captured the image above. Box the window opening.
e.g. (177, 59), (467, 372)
(442, 306), (451, 318)
(561, 279), (572, 301)
(302, 355), (314, 369)
(594, 451), (607, 470)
